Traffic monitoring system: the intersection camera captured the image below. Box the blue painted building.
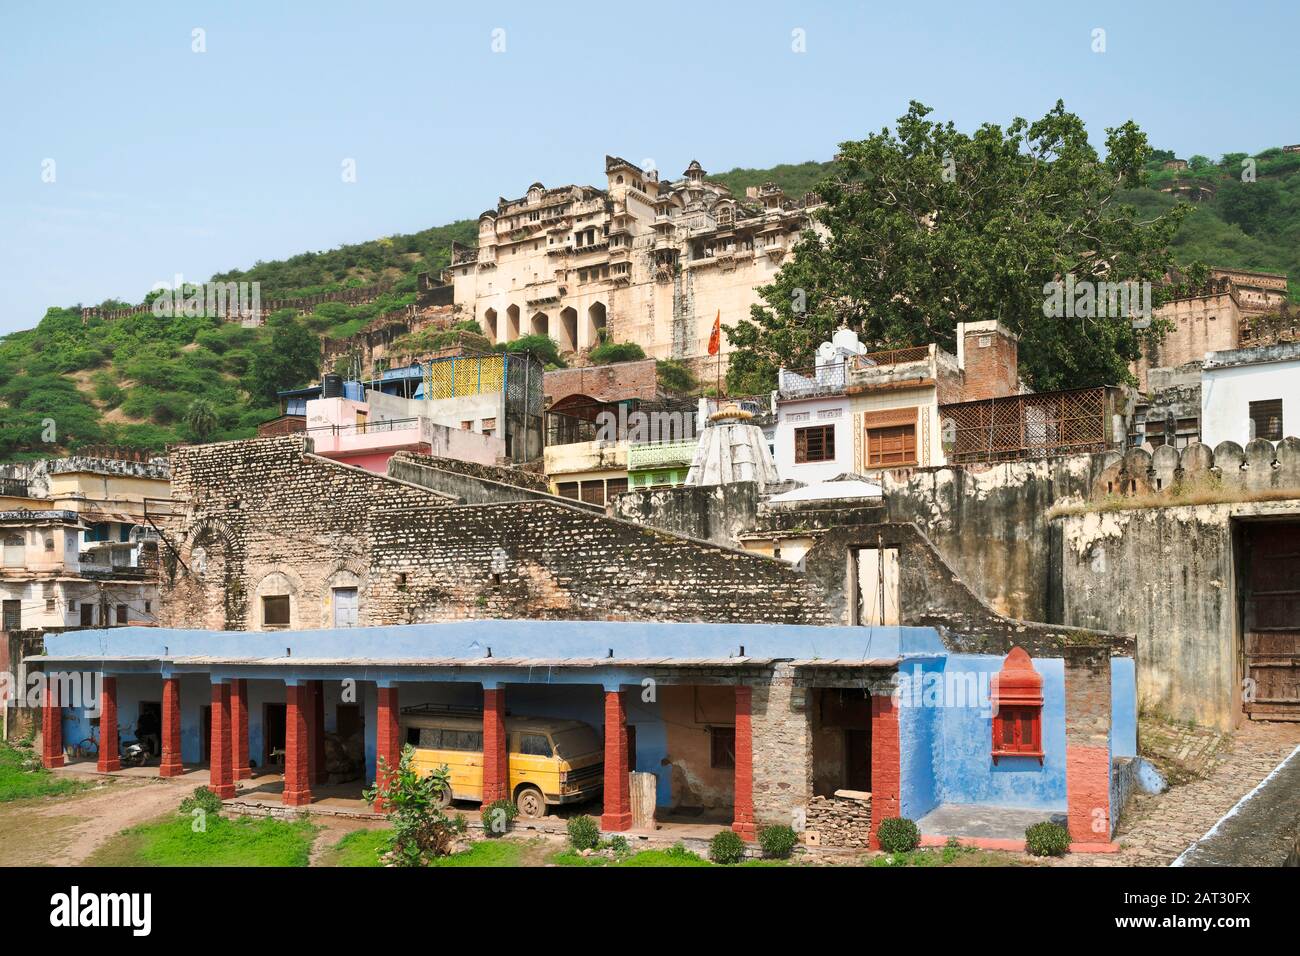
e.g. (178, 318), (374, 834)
(31, 619), (1136, 848)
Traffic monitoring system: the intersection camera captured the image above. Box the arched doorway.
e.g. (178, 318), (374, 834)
(583, 301), (607, 349)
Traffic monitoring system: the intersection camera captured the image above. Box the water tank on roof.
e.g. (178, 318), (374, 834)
(831, 326), (863, 355)
(322, 374), (344, 398)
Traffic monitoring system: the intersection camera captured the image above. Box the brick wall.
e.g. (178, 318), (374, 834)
(959, 324), (1019, 401)
(544, 359), (659, 405)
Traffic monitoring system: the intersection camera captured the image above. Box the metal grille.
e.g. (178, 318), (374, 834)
(941, 387), (1111, 463)
(423, 354), (506, 401)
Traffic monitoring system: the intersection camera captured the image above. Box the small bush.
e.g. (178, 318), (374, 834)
(758, 824), (798, 859)
(179, 786), (224, 817)
(589, 340), (645, 365)
(708, 829), (746, 865)
(876, 817), (920, 853)
(1025, 821), (1071, 857)
(480, 799), (518, 837)
(567, 815), (600, 851)
(606, 834), (630, 856)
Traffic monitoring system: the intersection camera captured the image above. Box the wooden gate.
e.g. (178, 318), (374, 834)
(1242, 522), (1300, 721)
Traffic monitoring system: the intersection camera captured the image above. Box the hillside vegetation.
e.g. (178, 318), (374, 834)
(2, 147), (1297, 459)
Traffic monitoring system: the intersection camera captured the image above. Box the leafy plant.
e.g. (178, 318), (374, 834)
(758, 824), (799, 859)
(876, 816), (920, 853)
(708, 829), (746, 864)
(363, 744), (466, 866)
(479, 798), (518, 837)
(566, 814), (600, 851)
(588, 340), (646, 365)
(184, 398), (219, 442)
(606, 834), (630, 856)
(1025, 821), (1071, 857)
(178, 785), (225, 816)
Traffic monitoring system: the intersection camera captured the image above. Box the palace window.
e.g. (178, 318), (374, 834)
(991, 647), (1044, 763)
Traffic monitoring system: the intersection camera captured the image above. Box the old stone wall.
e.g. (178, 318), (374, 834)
(158, 436), (455, 631)
(750, 666), (811, 829)
(610, 482), (765, 548)
(366, 501), (829, 625)
(385, 450), (575, 509)
(544, 360), (659, 404)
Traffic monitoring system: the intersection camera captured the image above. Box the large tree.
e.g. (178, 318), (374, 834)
(726, 101), (1192, 394)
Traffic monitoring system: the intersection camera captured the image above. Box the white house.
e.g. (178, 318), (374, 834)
(1201, 342), (1300, 448)
(771, 328), (864, 483)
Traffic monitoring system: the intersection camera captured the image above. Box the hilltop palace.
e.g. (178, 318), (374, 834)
(441, 156), (820, 371)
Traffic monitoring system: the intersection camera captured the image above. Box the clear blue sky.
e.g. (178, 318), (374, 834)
(2, 0), (1296, 334)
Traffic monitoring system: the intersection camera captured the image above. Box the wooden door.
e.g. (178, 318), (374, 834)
(1242, 522), (1300, 721)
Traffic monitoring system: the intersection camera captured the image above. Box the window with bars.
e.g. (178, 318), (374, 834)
(794, 425), (835, 463)
(262, 595), (290, 628)
(993, 705), (1042, 758)
(1249, 399), (1283, 441)
(866, 424), (917, 467)
(709, 726), (736, 769)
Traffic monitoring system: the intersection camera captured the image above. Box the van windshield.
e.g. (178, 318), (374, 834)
(551, 726), (599, 760)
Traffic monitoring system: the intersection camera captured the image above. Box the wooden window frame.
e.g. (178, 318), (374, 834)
(794, 424), (836, 464)
(1249, 398), (1283, 442)
(866, 423), (918, 468)
(709, 725), (736, 769)
(262, 594), (291, 629)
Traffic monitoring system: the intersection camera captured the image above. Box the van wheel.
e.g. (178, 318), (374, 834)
(515, 786), (546, 819)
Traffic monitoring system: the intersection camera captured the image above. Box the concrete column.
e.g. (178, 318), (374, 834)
(231, 679), (251, 780)
(600, 689), (632, 831)
(159, 677), (184, 777)
(209, 681), (235, 799)
(41, 676), (64, 769)
(481, 687), (508, 805)
(283, 683), (312, 807)
(97, 675), (121, 773)
(731, 685), (756, 840)
(868, 694), (900, 850)
(374, 685), (400, 813)
(310, 680), (327, 786)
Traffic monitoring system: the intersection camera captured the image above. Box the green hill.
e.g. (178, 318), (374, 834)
(3, 148), (1298, 459)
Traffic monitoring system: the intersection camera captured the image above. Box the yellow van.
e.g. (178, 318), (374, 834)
(401, 710), (603, 818)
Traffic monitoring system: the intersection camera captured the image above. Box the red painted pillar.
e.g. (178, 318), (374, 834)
(731, 685), (756, 840)
(231, 679), (250, 780)
(282, 683), (312, 806)
(310, 680), (328, 786)
(1066, 746), (1112, 844)
(41, 675), (64, 769)
(869, 694), (901, 850)
(481, 687), (508, 805)
(97, 675), (121, 773)
(159, 677), (184, 777)
(600, 689), (632, 831)
(374, 685), (400, 813)
(209, 681), (235, 799)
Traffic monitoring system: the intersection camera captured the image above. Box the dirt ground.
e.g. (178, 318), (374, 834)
(0, 776), (187, 867)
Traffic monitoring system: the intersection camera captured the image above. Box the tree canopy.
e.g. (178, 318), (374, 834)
(726, 101), (1193, 394)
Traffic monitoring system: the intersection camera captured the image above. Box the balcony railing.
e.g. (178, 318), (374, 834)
(305, 417), (423, 437)
(858, 346), (931, 367)
(0, 478), (30, 498)
(940, 386), (1116, 464)
(778, 363), (847, 400)
(628, 439), (700, 471)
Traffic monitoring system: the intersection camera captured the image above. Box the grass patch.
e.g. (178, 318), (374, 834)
(322, 828), (529, 867)
(87, 813), (317, 867)
(869, 843), (1031, 867)
(550, 844), (783, 867)
(0, 743), (90, 803)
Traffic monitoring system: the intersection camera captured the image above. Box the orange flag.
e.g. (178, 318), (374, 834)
(707, 310), (722, 355)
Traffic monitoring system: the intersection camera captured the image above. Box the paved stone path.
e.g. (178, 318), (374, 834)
(1058, 720), (1300, 866)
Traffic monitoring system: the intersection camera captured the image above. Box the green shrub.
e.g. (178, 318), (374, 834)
(363, 745), (466, 866)
(605, 834), (630, 856)
(566, 814), (600, 851)
(480, 798), (518, 837)
(589, 340), (645, 365)
(708, 829), (746, 865)
(178, 785), (224, 817)
(1025, 821), (1071, 857)
(758, 824), (798, 859)
(876, 817), (920, 853)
